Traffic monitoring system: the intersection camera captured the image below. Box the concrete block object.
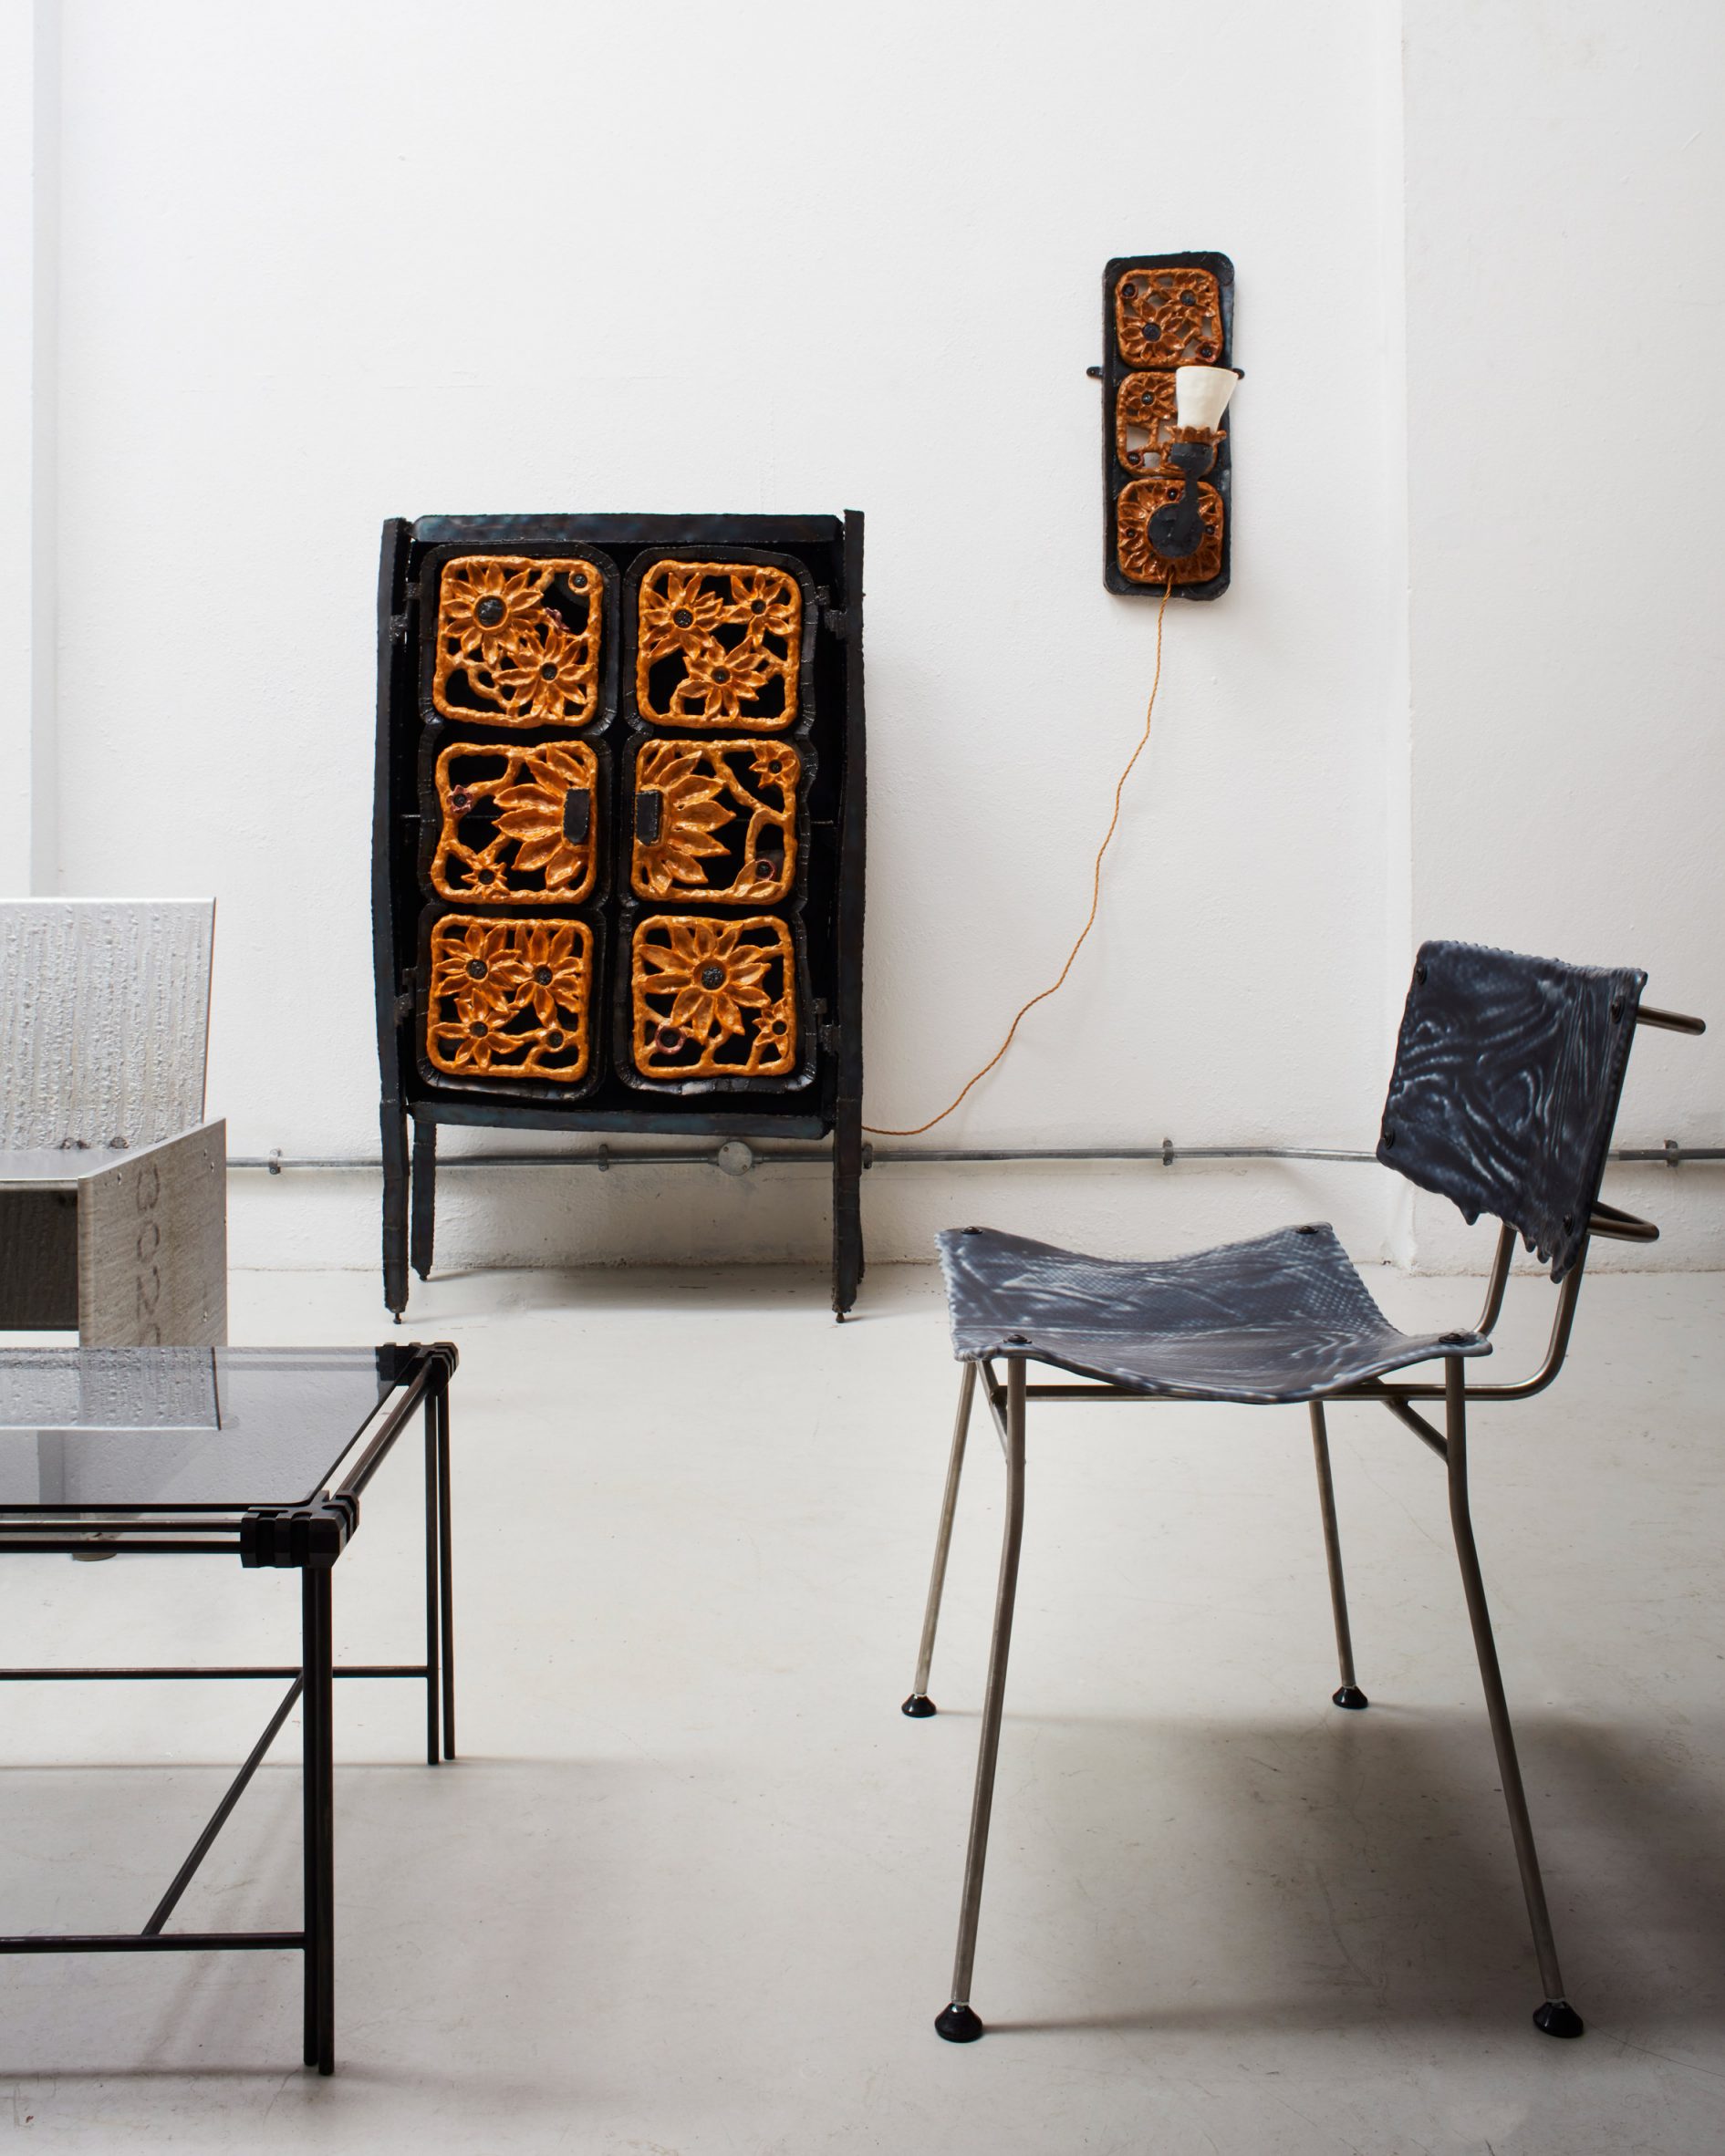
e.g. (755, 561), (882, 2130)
(0, 901), (225, 1345)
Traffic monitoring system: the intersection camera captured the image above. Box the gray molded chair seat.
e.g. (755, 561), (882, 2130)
(939, 1221), (1487, 1404)
(903, 939), (1707, 2052)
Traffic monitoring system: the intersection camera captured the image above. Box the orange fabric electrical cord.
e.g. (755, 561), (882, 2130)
(864, 575), (1176, 1138)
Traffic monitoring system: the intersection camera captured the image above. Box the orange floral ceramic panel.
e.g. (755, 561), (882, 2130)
(630, 738), (798, 905)
(1115, 370), (1178, 475)
(425, 915), (593, 1083)
(1114, 266), (1224, 369)
(432, 555), (604, 727)
(1115, 476), (1224, 586)
(629, 914), (796, 1080)
(430, 741), (598, 905)
(635, 561), (801, 731)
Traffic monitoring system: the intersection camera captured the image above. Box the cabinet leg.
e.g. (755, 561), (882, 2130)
(833, 1100), (864, 1319)
(380, 1104), (410, 1319)
(410, 1119), (437, 1282)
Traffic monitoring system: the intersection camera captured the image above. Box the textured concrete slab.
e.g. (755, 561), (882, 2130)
(0, 900), (213, 1151)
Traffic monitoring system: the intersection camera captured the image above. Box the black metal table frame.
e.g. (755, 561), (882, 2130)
(0, 1341), (458, 2077)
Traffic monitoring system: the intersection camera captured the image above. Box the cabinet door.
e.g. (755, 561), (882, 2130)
(410, 545), (618, 1103)
(617, 550), (818, 1095)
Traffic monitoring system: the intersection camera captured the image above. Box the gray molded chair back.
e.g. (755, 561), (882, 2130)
(0, 900), (214, 1149)
(0, 901), (224, 1345)
(1376, 941), (1647, 1280)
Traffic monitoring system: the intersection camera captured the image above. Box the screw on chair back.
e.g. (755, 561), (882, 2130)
(1377, 940), (1647, 1280)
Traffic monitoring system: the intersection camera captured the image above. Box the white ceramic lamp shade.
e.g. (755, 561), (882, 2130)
(1174, 365), (1241, 431)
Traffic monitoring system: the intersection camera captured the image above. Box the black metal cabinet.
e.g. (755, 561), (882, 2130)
(372, 513), (866, 1315)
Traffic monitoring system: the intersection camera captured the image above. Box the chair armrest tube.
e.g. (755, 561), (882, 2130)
(1587, 1202), (1659, 1243)
(1635, 1005), (1706, 1035)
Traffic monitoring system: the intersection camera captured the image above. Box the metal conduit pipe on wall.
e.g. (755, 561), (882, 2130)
(229, 1141), (1723, 1175)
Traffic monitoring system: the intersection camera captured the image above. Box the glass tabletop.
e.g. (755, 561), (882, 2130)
(0, 1348), (399, 1512)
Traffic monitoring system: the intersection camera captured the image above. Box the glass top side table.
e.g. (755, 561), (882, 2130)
(0, 1340), (458, 2077)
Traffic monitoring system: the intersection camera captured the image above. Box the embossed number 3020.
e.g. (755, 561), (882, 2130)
(134, 1159), (162, 1343)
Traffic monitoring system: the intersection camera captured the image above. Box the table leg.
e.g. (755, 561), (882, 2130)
(423, 1392), (441, 1767)
(437, 1376), (455, 1761)
(301, 1566), (336, 2075)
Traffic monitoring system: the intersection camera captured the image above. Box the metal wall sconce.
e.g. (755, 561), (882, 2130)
(1095, 252), (1238, 598)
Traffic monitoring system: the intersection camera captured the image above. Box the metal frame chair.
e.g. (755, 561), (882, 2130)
(902, 940), (1705, 2045)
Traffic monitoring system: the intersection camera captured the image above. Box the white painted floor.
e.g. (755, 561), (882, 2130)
(2, 1260), (1723, 2153)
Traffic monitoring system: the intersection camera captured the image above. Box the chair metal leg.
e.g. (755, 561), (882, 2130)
(1444, 1357), (1583, 2039)
(935, 1357), (1026, 2044)
(903, 1362), (978, 1718)
(1309, 1401), (1367, 1709)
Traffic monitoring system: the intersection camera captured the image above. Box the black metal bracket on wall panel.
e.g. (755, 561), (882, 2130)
(1098, 252), (1234, 599)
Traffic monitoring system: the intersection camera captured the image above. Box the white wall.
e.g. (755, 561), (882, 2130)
(1, 0), (56, 897)
(1401, 0), (1725, 1268)
(13, 0), (1720, 1279)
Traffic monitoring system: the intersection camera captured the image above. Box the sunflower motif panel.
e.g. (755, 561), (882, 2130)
(630, 738), (799, 906)
(430, 741), (599, 905)
(1114, 266), (1224, 369)
(635, 562), (802, 731)
(1116, 475), (1224, 586)
(425, 915), (594, 1083)
(431, 555), (605, 727)
(629, 915), (796, 1081)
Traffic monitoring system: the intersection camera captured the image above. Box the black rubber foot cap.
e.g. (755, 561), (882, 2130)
(901, 1694), (937, 1718)
(935, 2003), (983, 2043)
(390, 1312), (403, 1326)
(1533, 1999), (1585, 2039)
(1333, 1684), (1369, 1710)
